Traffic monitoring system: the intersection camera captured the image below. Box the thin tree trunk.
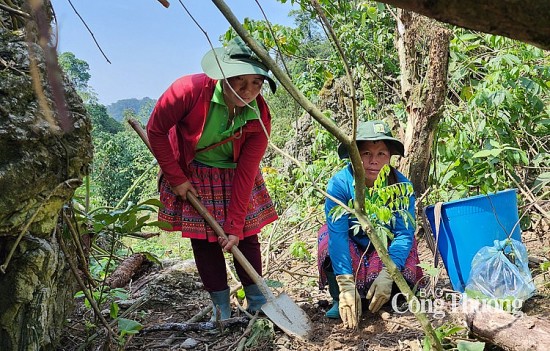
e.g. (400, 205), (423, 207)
(396, 10), (451, 196)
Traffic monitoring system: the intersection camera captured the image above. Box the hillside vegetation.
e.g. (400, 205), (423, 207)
(56, 3), (549, 350)
(106, 97), (156, 122)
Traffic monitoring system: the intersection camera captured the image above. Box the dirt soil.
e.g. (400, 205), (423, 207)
(60, 221), (549, 351)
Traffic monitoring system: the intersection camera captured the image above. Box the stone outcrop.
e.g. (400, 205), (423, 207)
(0, 2), (92, 349)
(278, 77), (357, 177)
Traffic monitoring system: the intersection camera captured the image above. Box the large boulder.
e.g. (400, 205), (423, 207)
(0, 4), (92, 349)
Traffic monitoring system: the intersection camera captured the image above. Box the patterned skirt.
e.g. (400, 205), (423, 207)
(158, 161), (278, 242)
(317, 224), (424, 297)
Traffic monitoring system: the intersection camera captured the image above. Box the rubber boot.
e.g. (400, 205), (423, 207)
(209, 288), (231, 322)
(243, 284), (266, 314)
(325, 271), (340, 319)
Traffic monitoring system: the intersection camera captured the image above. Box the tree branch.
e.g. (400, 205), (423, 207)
(0, 2), (30, 18)
(377, 0), (550, 50)
(310, 0), (358, 143)
(210, 0), (367, 207)
(210, 2), (441, 347)
(210, 0), (349, 144)
(66, 0), (111, 63)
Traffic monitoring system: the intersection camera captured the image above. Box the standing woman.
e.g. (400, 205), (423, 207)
(147, 37), (278, 321)
(317, 120), (424, 329)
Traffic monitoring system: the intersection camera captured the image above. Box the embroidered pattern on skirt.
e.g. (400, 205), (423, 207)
(158, 161), (278, 242)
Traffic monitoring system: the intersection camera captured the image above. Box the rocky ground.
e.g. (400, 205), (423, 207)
(59, 217), (549, 351)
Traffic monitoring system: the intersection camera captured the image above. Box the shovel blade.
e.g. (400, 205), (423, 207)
(261, 292), (312, 340)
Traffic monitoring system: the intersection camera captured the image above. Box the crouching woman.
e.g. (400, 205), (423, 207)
(318, 120), (424, 329)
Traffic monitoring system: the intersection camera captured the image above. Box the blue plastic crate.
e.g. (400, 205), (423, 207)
(424, 189), (522, 292)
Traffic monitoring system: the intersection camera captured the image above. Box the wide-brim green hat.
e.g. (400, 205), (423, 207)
(338, 120), (405, 159)
(201, 37), (277, 93)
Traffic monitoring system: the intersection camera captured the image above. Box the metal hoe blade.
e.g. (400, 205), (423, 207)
(261, 292), (312, 340)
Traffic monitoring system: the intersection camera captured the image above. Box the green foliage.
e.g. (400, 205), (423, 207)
(74, 287), (128, 310)
(70, 180), (167, 345)
(58, 52), (91, 90)
(245, 319), (274, 349)
(61, 77), (159, 208)
(421, 323), (480, 350)
(417, 262), (441, 278)
(80, 101), (158, 208)
(72, 178), (170, 270)
(272, 3), (549, 211)
(74, 285), (143, 345)
(92, 130), (157, 206)
(433, 31), (550, 201)
(283, 1), (399, 112)
(366, 166), (414, 228)
(86, 102), (124, 136)
(263, 120), (342, 218)
(88, 257), (116, 281)
(60, 53), (182, 347)
(86, 199), (170, 237)
(222, 13), (333, 98)
(126, 234), (194, 260)
(289, 240), (312, 261)
(58, 51), (97, 103)
(465, 139), (528, 193)
(236, 287), (246, 300)
(266, 89), (301, 149)
(533, 171), (550, 194)
(291, 124), (342, 204)
(331, 164), (414, 247)
(106, 97), (156, 122)
(117, 318), (143, 338)
(261, 166), (293, 212)
(457, 340), (486, 351)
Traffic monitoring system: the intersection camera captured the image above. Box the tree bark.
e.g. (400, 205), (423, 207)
(396, 10), (451, 196)
(463, 298), (550, 351)
(0, 2), (92, 350)
(378, 0), (550, 50)
(105, 253), (148, 289)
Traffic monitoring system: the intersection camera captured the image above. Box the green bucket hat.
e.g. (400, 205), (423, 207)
(337, 120), (405, 159)
(201, 37), (277, 93)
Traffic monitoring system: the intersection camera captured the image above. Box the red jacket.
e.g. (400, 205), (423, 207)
(147, 73), (272, 237)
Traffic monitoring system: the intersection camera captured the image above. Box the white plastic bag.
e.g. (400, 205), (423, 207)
(465, 238), (535, 310)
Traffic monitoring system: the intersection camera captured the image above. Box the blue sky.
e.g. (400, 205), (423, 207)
(50, 0), (296, 105)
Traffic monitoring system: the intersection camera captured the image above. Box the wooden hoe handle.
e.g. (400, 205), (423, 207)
(127, 118), (272, 299)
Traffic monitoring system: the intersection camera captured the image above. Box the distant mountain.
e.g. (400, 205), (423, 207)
(106, 97), (156, 122)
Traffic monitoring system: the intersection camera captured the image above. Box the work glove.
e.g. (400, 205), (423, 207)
(335, 274), (361, 329)
(366, 267), (393, 313)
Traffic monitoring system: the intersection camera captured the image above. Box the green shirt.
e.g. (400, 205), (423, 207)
(195, 81), (259, 168)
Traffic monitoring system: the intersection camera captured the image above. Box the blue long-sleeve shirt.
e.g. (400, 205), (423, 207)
(325, 164), (416, 275)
